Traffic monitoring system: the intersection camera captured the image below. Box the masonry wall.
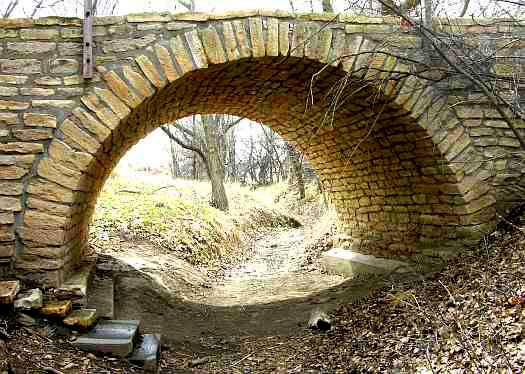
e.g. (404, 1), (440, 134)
(0, 11), (522, 286)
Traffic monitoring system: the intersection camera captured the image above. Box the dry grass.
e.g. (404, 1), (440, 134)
(90, 174), (325, 266)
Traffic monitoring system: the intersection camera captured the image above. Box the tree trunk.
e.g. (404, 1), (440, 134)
(203, 116), (229, 211)
(287, 144), (305, 200)
(322, 0), (334, 12)
(169, 136), (179, 178)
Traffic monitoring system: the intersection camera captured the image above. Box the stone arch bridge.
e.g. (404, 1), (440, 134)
(0, 11), (523, 286)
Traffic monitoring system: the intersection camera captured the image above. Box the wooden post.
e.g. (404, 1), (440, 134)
(83, 0), (94, 79)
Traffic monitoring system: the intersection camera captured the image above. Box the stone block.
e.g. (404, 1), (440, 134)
(102, 35), (156, 53)
(34, 76), (61, 85)
(185, 30), (207, 69)
(0, 165), (29, 179)
(0, 112), (18, 125)
(169, 36), (194, 74)
(136, 55), (165, 88)
(18, 226), (66, 246)
(32, 99), (76, 109)
(73, 107), (111, 142)
(7, 42), (56, 54)
(20, 87), (54, 96)
(63, 309), (97, 330)
(100, 70), (142, 108)
(60, 118), (100, 155)
(0, 86), (18, 96)
(20, 28), (59, 40)
(0, 142), (43, 154)
(122, 66), (154, 98)
(0, 243), (15, 258)
(0, 100), (30, 110)
(60, 28), (82, 39)
(0, 197), (22, 212)
(154, 45), (178, 82)
(26, 179), (76, 203)
(199, 27), (226, 65)
(14, 288), (43, 311)
(13, 129), (53, 141)
(0, 59), (41, 74)
(127, 13), (171, 22)
(50, 59), (80, 74)
(41, 300), (72, 317)
(0, 19), (33, 29)
(0, 280), (20, 305)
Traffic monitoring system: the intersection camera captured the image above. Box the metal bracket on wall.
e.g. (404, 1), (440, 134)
(83, 0), (94, 79)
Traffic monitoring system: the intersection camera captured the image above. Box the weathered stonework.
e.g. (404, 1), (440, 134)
(0, 12), (523, 287)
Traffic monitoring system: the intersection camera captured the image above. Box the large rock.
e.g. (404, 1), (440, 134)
(14, 288), (43, 310)
(87, 274), (114, 319)
(0, 280), (20, 305)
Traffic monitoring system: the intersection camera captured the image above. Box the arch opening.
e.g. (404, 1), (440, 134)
(18, 54), (487, 286)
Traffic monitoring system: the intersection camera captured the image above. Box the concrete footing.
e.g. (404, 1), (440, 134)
(320, 248), (413, 277)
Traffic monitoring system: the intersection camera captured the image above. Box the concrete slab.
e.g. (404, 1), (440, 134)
(130, 334), (161, 373)
(72, 320), (140, 357)
(320, 248), (412, 277)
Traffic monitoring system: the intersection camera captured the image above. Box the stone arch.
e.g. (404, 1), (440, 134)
(14, 17), (494, 286)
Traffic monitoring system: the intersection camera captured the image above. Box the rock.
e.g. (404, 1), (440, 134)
(53, 262), (94, 308)
(40, 300), (72, 317)
(86, 275), (114, 319)
(0, 280), (20, 305)
(17, 313), (37, 326)
(63, 309), (97, 330)
(72, 320), (140, 357)
(307, 309), (332, 332)
(14, 288), (43, 311)
(130, 334), (161, 373)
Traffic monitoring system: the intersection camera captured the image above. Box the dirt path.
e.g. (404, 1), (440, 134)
(197, 227), (345, 306)
(96, 225), (375, 357)
(99, 224), (372, 334)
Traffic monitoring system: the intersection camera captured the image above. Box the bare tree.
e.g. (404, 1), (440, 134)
(2, 0), (119, 18)
(162, 115), (241, 211)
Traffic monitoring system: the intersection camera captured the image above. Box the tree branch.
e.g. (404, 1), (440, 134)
(459, 0), (471, 17)
(161, 125), (210, 176)
(376, 0), (525, 150)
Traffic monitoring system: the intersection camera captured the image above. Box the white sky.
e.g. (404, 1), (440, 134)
(7, 0), (352, 18)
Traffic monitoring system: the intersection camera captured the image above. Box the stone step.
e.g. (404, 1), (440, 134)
(87, 274), (114, 319)
(72, 319), (140, 358)
(63, 309), (98, 330)
(53, 261), (96, 308)
(130, 334), (161, 373)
